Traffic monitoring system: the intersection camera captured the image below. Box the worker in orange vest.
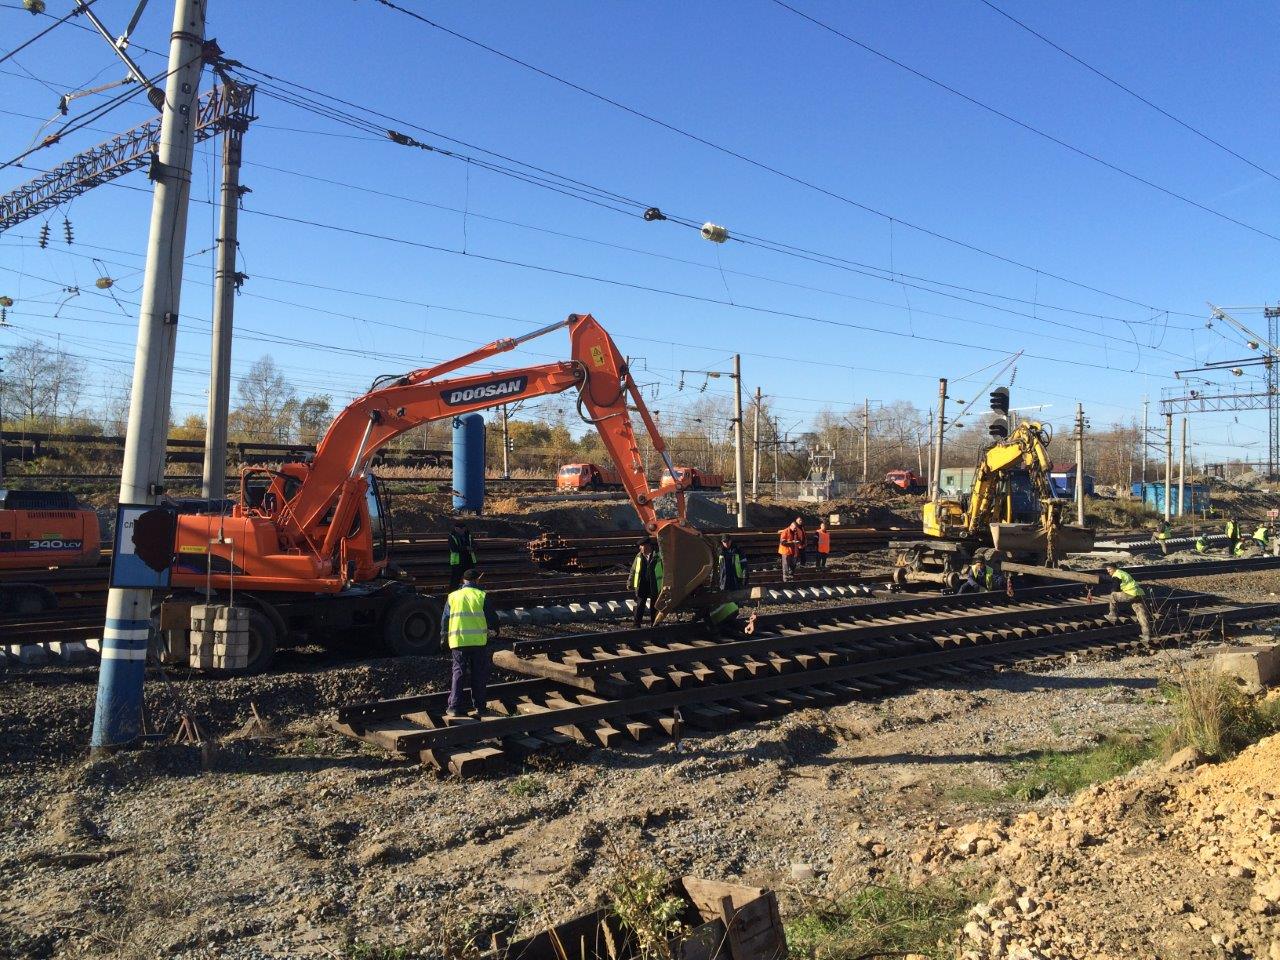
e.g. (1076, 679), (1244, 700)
(815, 521), (831, 571)
(777, 522), (801, 581)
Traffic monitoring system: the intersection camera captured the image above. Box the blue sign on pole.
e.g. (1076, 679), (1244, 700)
(109, 504), (178, 589)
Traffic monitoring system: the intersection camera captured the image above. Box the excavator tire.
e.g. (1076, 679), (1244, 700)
(381, 594), (442, 657)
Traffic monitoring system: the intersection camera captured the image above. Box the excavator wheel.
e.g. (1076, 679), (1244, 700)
(381, 593), (443, 657)
(891, 566), (909, 587)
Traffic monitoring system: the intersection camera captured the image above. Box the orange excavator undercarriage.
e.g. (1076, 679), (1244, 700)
(163, 314), (716, 671)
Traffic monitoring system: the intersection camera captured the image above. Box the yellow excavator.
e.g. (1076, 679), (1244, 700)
(893, 420), (1094, 587)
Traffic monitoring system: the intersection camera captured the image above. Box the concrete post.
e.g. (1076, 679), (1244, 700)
(751, 387), (761, 500)
(1164, 412), (1173, 522)
(1141, 398), (1148, 486)
(733, 354), (745, 528)
(862, 397), (869, 484)
(92, 0), (205, 754)
(1075, 403), (1085, 526)
(201, 117), (245, 501)
(1178, 416), (1187, 517)
(931, 378), (947, 500)
(501, 405), (510, 479)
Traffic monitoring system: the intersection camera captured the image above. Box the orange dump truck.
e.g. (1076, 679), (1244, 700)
(557, 462), (622, 491)
(671, 467), (723, 490)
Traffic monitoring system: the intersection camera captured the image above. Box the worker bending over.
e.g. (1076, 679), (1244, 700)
(630, 539), (663, 628)
(441, 569), (499, 719)
(717, 534), (748, 591)
(954, 557), (996, 595)
(448, 520), (478, 590)
(794, 517), (808, 567)
(700, 600), (747, 639)
(1236, 524), (1271, 557)
(815, 521), (831, 571)
(1103, 562), (1152, 641)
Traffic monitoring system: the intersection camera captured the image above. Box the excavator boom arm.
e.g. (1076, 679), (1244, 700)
(263, 314), (696, 575)
(961, 422), (1055, 535)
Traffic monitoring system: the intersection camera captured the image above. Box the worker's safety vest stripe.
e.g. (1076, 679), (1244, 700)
(446, 587), (488, 648)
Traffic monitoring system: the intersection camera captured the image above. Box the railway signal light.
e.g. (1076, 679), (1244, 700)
(988, 421), (1008, 439)
(990, 387), (1010, 414)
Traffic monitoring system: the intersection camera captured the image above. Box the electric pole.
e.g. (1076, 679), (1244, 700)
(201, 113), (246, 501)
(772, 416), (780, 498)
(1163, 412), (1173, 523)
(1178, 416), (1187, 517)
(862, 397), (869, 484)
(751, 387), (761, 500)
(1140, 398), (1148, 486)
(0, 355), (5, 484)
(1074, 403), (1085, 526)
(931, 378), (947, 500)
(92, 0), (205, 755)
(500, 405), (510, 479)
(732, 354), (745, 528)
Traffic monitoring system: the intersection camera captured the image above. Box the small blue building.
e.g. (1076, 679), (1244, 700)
(1049, 463), (1094, 499)
(1131, 482), (1210, 514)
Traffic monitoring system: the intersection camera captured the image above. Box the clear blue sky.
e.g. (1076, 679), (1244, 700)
(3, 0), (1279, 466)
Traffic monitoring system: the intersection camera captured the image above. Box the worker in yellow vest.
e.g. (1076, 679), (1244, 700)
(630, 540), (663, 628)
(441, 570), (498, 719)
(1103, 562), (1151, 641)
(700, 600), (746, 639)
(447, 520), (478, 590)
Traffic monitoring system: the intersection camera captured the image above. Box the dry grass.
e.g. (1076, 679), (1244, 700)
(1162, 665), (1280, 759)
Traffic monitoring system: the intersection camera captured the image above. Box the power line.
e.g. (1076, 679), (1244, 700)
(977, 0), (1280, 186)
(770, 1), (1280, 244)
(0, 0), (98, 68)
(225, 66), (1205, 335)
(358, 0), (1215, 314)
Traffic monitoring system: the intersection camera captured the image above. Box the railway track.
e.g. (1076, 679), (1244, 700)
(334, 576), (1280, 774)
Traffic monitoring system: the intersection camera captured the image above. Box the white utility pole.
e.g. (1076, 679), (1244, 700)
(862, 397), (869, 484)
(201, 115), (246, 501)
(1140, 398), (1148, 486)
(1163, 412), (1173, 522)
(751, 387), (761, 500)
(931, 378), (947, 500)
(92, 0), (205, 754)
(772, 416), (780, 498)
(1074, 403), (1086, 525)
(500, 405), (510, 479)
(732, 354), (746, 528)
(1178, 416), (1188, 517)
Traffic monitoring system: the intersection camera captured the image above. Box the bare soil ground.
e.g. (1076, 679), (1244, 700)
(1, 547), (1273, 959)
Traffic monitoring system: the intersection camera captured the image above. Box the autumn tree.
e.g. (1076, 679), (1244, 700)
(230, 356), (298, 441)
(1, 342), (87, 426)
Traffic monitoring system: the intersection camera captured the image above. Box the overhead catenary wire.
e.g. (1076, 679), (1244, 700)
(357, 0), (1215, 316)
(976, 0), (1280, 186)
(0, 0), (98, 68)
(219, 68), (1205, 336)
(769, 0), (1280, 245)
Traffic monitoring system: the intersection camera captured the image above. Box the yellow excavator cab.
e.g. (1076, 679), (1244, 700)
(922, 499), (965, 539)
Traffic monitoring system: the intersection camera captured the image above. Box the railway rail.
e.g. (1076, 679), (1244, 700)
(334, 570), (1280, 774)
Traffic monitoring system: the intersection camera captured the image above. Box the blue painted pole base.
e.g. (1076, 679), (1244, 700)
(89, 616), (151, 753)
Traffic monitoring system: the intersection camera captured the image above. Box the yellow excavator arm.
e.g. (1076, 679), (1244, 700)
(924, 422), (1056, 540)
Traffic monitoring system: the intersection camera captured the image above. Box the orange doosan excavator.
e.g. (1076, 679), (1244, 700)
(163, 313), (716, 672)
(0, 490), (102, 614)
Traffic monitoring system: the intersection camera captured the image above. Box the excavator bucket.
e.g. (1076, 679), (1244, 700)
(654, 524), (715, 620)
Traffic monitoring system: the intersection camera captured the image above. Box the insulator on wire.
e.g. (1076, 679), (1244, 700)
(63, 217), (74, 246)
(38, 223), (50, 249)
(0, 296), (12, 308)
(700, 222), (729, 243)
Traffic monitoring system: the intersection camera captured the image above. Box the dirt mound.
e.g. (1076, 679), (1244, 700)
(916, 734), (1280, 959)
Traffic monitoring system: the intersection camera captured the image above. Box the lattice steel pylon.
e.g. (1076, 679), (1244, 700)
(0, 81), (254, 234)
